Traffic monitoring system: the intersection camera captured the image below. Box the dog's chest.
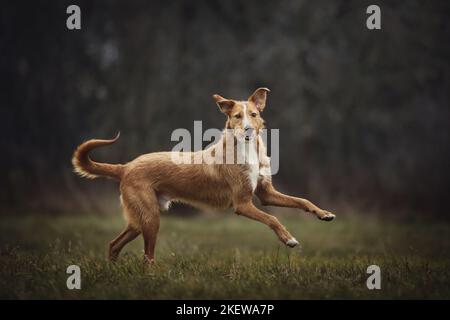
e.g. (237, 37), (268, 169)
(246, 164), (259, 191)
(245, 142), (261, 191)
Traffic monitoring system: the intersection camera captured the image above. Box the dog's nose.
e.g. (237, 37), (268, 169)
(244, 126), (253, 132)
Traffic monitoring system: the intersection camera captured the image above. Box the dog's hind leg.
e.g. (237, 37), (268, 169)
(141, 213), (160, 265)
(109, 224), (140, 261)
(120, 183), (161, 265)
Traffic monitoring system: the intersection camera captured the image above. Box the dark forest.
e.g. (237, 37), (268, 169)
(2, 0), (449, 217)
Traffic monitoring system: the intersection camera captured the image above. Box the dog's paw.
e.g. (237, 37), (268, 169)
(143, 255), (155, 266)
(318, 211), (336, 221)
(286, 238), (299, 248)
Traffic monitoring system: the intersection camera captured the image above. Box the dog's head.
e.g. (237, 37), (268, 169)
(213, 88), (269, 142)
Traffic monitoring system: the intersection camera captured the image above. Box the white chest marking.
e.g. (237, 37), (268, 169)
(246, 141), (259, 191)
(248, 165), (259, 191)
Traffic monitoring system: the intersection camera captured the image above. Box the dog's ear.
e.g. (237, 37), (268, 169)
(213, 94), (235, 115)
(248, 87), (270, 112)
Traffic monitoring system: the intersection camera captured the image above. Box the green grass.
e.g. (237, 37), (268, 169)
(0, 211), (449, 299)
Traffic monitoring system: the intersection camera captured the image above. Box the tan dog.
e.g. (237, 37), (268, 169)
(72, 88), (335, 264)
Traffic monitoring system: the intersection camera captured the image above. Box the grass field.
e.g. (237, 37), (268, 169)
(0, 211), (449, 299)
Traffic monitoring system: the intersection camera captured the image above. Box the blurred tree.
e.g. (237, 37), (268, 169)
(1, 0), (449, 216)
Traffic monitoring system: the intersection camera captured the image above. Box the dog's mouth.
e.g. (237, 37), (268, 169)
(244, 134), (256, 142)
(244, 127), (254, 142)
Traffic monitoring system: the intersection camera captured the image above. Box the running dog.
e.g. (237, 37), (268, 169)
(72, 88), (335, 264)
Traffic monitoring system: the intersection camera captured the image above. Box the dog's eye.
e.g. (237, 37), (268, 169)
(234, 114), (241, 119)
(251, 112), (257, 117)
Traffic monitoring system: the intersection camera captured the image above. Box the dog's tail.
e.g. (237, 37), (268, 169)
(72, 133), (124, 180)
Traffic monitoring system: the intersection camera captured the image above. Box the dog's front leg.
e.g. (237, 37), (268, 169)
(255, 181), (336, 221)
(235, 201), (299, 247)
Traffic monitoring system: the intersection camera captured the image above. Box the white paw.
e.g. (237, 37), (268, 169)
(286, 238), (299, 248)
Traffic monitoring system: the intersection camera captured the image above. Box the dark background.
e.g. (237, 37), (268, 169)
(1, 0), (449, 217)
